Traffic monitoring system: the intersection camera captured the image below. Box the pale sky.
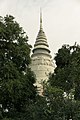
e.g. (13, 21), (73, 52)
(0, 0), (80, 57)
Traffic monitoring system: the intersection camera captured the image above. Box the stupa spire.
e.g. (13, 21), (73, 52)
(40, 8), (43, 30)
(30, 10), (55, 95)
(32, 8), (51, 54)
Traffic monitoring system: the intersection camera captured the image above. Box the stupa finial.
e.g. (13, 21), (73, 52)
(40, 8), (43, 30)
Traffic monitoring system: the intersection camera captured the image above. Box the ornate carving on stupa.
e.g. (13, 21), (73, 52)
(30, 10), (55, 94)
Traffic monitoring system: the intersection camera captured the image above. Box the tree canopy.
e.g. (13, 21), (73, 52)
(0, 15), (36, 119)
(46, 43), (80, 120)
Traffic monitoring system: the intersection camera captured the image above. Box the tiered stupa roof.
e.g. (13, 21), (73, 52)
(32, 10), (51, 57)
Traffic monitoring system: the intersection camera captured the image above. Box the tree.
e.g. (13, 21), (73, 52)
(45, 44), (80, 120)
(50, 44), (80, 98)
(44, 86), (64, 120)
(0, 15), (36, 119)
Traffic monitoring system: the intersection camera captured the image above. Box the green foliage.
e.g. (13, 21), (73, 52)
(44, 85), (64, 120)
(55, 45), (71, 68)
(47, 43), (80, 120)
(50, 44), (80, 96)
(30, 96), (48, 120)
(0, 15), (36, 119)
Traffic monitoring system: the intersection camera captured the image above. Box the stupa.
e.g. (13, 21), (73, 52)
(30, 10), (55, 94)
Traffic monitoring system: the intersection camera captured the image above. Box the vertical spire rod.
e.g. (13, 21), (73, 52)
(40, 8), (43, 30)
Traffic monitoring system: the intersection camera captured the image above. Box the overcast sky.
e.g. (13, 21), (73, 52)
(0, 0), (80, 57)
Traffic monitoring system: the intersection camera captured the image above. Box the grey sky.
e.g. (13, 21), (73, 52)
(0, 0), (80, 57)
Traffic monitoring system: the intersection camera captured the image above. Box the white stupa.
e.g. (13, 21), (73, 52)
(30, 10), (55, 94)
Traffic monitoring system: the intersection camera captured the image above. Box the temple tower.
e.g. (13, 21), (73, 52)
(30, 10), (55, 94)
